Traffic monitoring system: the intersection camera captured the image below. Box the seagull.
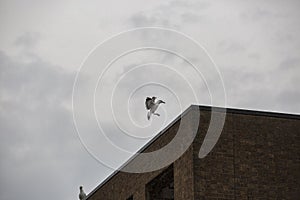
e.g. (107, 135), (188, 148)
(145, 96), (165, 120)
(79, 186), (87, 200)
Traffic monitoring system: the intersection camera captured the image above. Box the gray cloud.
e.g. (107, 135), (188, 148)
(130, 0), (209, 28)
(240, 7), (280, 22)
(130, 11), (176, 28)
(0, 51), (111, 200)
(279, 57), (300, 70)
(217, 40), (246, 54)
(14, 32), (41, 48)
(222, 61), (300, 114)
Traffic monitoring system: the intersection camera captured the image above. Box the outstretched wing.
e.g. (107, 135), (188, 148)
(145, 97), (153, 110)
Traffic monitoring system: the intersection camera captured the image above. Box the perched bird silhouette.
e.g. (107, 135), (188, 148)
(145, 96), (165, 120)
(79, 186), (87, 200)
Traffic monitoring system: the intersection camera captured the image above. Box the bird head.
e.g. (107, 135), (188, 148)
(80, 186), (83, 190)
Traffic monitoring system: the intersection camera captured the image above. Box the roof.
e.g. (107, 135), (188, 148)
(87, 105), (300, 198)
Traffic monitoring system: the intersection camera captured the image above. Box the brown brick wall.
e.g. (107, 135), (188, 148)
(174, 146), (194, 200)
(193, 110), (300, 200)
(193, 111), (235, 200)
(233, 114), (300, 199)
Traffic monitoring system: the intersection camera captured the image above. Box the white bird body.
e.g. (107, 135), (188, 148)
(79, 186), (87, 200)
(145, 96), (165, 120)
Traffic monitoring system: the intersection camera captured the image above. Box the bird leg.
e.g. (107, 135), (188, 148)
(147, 112), (151, 120)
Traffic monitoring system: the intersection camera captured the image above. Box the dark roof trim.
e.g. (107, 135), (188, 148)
(194, 105), (300, 120)
(87, 105), (300, 198)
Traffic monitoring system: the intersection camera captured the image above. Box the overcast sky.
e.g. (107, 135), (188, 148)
(1, 0), (300, 200)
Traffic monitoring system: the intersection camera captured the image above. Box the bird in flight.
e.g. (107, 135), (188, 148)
(145, 96), (165, 120)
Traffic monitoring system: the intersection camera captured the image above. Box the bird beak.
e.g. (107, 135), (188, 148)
(162, 101), (165, 104)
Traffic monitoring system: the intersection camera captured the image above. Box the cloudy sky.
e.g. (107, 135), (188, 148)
(1, 0), (300, 199)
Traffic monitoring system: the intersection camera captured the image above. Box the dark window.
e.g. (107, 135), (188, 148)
(126, 195), (133, 200)
(146, 165), (174, 200)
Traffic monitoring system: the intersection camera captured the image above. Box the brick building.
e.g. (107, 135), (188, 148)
(86, 105), (300, 200)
